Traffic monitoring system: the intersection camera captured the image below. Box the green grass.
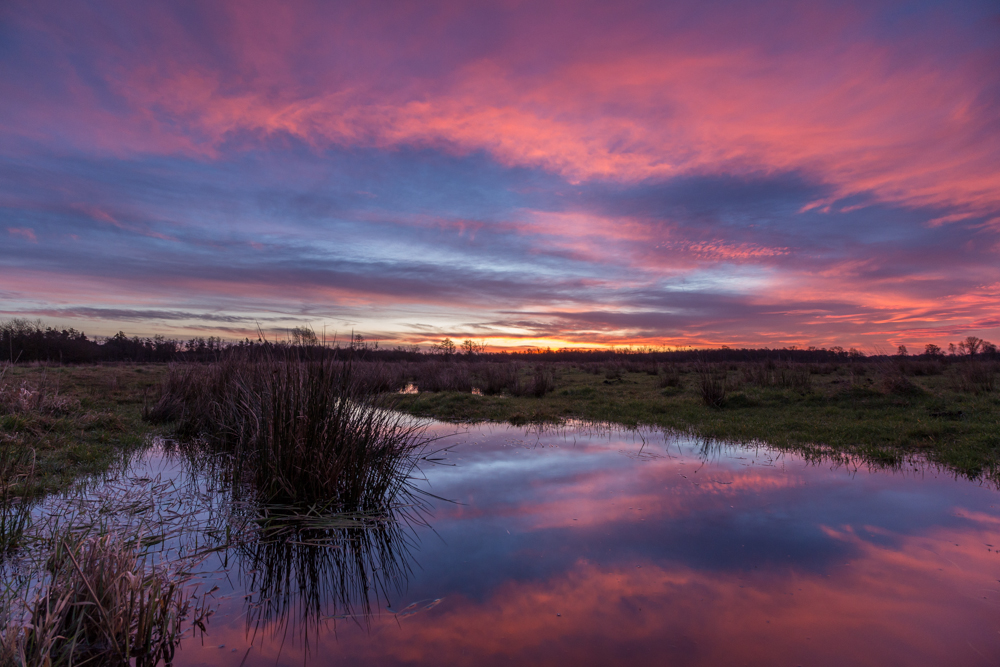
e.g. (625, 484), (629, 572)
(394, 363), (1000, 482)
(3, 361), (1000, 492)
(0, 364), (169, 495)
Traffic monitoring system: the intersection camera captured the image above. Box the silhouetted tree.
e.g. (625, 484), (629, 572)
(958, 336), (984, 356)
(433, 338), (456, 355)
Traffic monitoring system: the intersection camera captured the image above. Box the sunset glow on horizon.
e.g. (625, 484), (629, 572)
(2, 0), (999, 351)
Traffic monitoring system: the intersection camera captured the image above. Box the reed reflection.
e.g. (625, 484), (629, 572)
(234, 505), (423, 638)
(170, 433), (432, 646)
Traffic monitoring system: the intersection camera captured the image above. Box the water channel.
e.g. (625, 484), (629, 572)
(14, 421), (1000, 665)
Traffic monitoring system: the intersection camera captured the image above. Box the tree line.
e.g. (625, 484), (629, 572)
(2, 319), (997, 365)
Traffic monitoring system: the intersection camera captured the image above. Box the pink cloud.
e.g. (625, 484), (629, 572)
(1, 1), (998, 349)
(5, 2), (998, 216)
(7, 227), (37, 242)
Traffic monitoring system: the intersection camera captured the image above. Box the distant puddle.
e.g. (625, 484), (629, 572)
(12, 422), (1000, 666)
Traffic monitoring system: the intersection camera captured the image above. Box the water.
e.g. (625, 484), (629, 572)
(19, 422), (1000, 665)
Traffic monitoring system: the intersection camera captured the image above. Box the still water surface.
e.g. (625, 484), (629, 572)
(59, 422), (1000, 665)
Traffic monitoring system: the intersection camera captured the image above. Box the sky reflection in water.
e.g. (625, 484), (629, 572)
(166, 422), (1000, 666)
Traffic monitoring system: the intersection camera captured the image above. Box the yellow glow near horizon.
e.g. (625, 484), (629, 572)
(410, 336), (679, 353)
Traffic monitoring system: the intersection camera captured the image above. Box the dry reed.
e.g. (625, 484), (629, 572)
(146, 354), (429, 509)
(1, 532), (199, 667)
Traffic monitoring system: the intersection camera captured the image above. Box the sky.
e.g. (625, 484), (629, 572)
(1, 0), (999, 351)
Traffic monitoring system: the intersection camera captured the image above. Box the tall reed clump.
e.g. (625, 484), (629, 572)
(518, 366), (555, 398)
(141, 363), (228, 434)
(146, 355), (427, 509)
(698, 364), (728, 408)
(0, 532), (198, 667)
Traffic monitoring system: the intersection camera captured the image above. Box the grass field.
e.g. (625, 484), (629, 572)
(0, 364), (166, 495)
(2, 358), (999, 494)
(394, 359), (1000, 481)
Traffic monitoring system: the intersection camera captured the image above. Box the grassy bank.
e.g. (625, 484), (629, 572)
(0, 364), (168, 495)
(2, 359), (999, 491)
(394, 359), (1000, 482)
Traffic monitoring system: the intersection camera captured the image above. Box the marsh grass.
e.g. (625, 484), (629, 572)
(1, 532), (198, 667)
(658, 365), (682, 388)
(869, 356), (926, 397)
(954, 360), (997, 394)
(604, 363), (624, 381)
(411, 362), (473, 393)
(395, 360), (1000, 483)
(474, 362), (521, 395)
(741, 360), (811, 392)
(698, 364), (728, 408)
(0, 368), (78, 419)
(0, 445), (34, 559)
(0, 365), (36, 559)
(0, 363), (161, 496)
(0, 445), (225, 667)
(523, 366), (555, 397)
(147, 353), (430, 509)
(401, 361), (558, 398)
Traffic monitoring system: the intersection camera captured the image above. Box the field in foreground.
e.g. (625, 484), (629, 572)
(1, 357), (999, 493)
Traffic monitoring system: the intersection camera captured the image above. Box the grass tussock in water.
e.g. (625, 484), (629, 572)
(146, 354), (428, 509)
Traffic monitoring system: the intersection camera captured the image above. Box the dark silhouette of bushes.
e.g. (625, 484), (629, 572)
(5, 318), (999, 374)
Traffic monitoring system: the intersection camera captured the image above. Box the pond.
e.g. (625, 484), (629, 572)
(13, 421), (1000, 666)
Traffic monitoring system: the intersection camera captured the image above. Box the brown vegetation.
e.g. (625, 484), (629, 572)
(145, 354), (428, 508)
(0, 533), (200, 667)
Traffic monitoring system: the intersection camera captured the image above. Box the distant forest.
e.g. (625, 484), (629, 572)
(1, 318), (996, 365)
